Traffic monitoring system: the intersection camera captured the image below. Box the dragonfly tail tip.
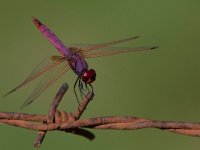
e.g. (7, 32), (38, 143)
(32, 17), (42, 28)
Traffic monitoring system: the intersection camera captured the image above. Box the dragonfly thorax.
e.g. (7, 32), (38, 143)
(81, 69), (96, 84)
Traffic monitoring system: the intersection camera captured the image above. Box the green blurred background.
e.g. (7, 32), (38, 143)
(1, 0), (200, 149)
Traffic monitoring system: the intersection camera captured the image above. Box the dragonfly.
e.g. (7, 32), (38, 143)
(3, 17), (158, 109)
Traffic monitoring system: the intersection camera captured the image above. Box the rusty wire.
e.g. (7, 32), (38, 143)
(1, 83), (200, 148)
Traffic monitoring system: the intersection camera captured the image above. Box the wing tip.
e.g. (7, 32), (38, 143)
(2, 94), (7, 98)
(3, 88), (16, 97)
(20, 104), (26, 110)
(132, 36), (140, 39)
(150, 46), (159, 50)
(20, 99), (32, 110)
(2, 93), (7, 98)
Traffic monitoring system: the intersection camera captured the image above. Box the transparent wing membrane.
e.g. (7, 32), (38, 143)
(81, 36), (140, 52)
(21, 61), (69, 109)
(3, 56), (67, 97)
(83, 46), (158, 58)
(70, 36), (158, 58)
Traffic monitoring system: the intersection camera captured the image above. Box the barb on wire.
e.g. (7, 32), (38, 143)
(0, 83), (200, 148)
(33, 83), (95, 148)
(34, 83), (69, 148)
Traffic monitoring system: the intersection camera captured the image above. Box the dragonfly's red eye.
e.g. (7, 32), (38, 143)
(81, 69), (96, 84)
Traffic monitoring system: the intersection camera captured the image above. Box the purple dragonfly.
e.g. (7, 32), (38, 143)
(4, 17), (157, 108)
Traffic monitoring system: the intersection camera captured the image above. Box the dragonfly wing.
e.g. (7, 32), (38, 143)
(3, 56), (67, 97)
(67, 43), (110, 49)
(68, 44), (95, 48)
(83, 46), (158, 58)
(72, 36), (140, 52)
(21, 60), (69, 109)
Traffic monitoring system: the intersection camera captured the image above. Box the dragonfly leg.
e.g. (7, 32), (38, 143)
(78, 78), (83, 99)
(74, 76), (80, 104)
(89, 83), (94, 94)
(85, 83), (89, 92)
(78, 79), (86, 99)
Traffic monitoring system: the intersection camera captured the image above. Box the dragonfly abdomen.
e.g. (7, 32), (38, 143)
(32, 17), (72, 57)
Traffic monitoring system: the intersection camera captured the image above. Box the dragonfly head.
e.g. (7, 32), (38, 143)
(81, 69), (96, 84)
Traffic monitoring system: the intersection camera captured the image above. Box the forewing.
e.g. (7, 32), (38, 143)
(68, 36), (140, 52)
(83, 46), (158, 58)
(21, 60), (69, 109)
(3, 56), (66, 97)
